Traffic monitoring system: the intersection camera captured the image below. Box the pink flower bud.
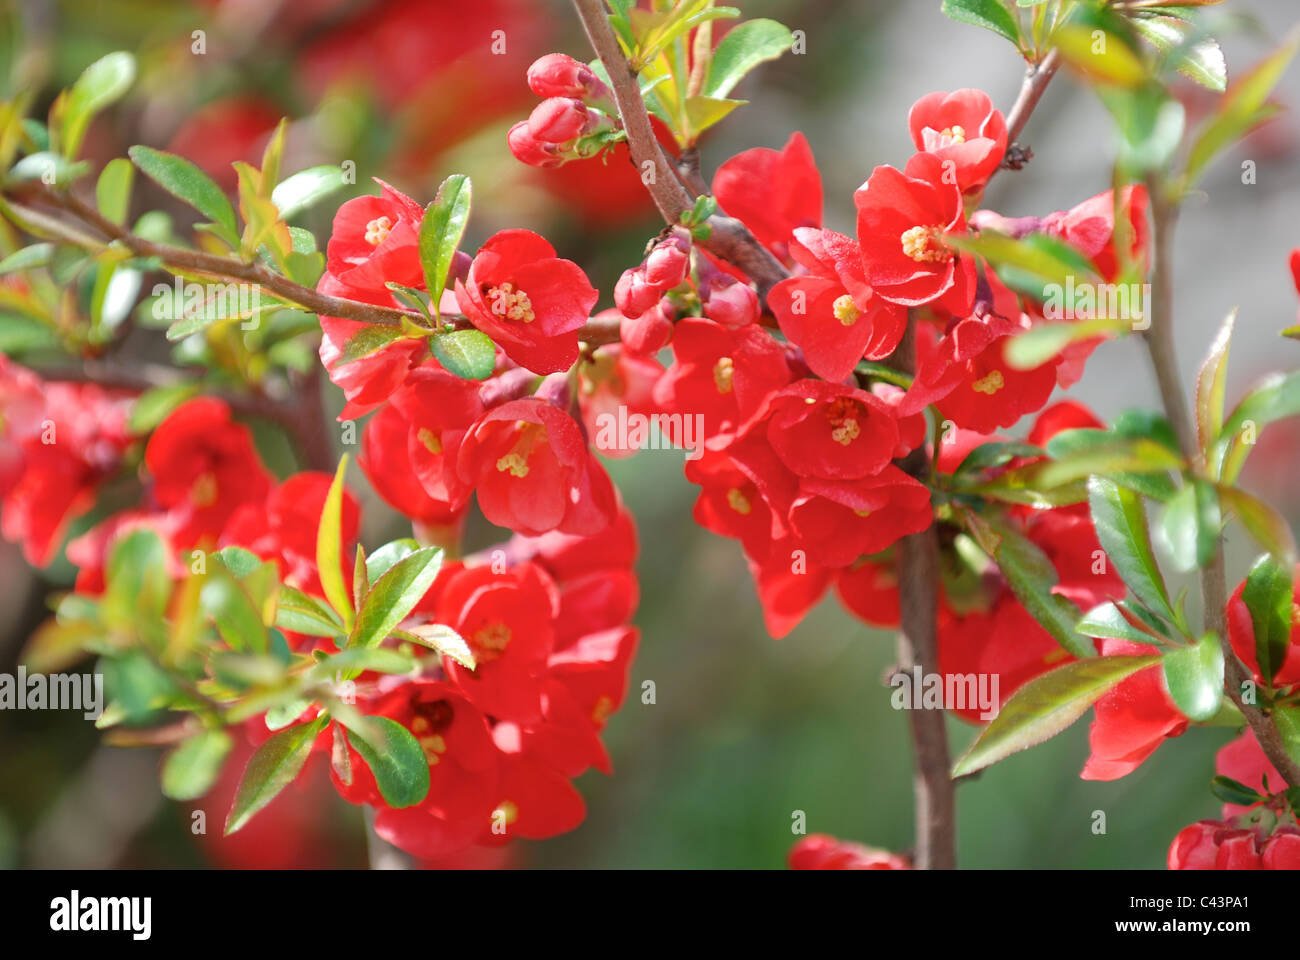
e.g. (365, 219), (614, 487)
(645, 233), (691, 289)
(507, 121), (562, 168)
(621, 303), (674, 354)
(702, 274), (759, 328)
(527, 53), (610, 101)
(527, 98), (595, 145)
(614, 266), (660, 318)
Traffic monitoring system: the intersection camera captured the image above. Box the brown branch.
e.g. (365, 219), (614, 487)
(989, 49), (1061, 184)
(570, 0), (789, 302)
(1144, 174), (1300, 788)
(891, 313), (955, 870)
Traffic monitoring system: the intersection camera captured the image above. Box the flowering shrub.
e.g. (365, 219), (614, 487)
(2, 0), (1300, 871)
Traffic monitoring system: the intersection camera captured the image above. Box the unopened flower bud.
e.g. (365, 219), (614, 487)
(702, 274), (759, 328)
(621, 302), (674, 354)
(527, 97), (596, 145)
(645, 231), (691, 289)
(614, 266), (660, 319)
(507, 121), (563, 168)
(527, 53), (610, 101)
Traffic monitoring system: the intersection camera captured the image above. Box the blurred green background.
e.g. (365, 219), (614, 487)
(1, 0), (1298, 869)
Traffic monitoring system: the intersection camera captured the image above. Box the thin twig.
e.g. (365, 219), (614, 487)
(1144, 174), (1300, 787)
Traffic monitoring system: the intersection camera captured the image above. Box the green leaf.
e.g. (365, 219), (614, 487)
(365, 538), (420, 583)
(103, 528), (171, 629)
(1162, 633), (1224, 721)
(0, 243), (54, 275)
(1051, 24), (1148, 88)
(129, 145), (239, 244)
(418, 174), (472, 318)
(703, 18), (793, 98)
(316, 456), (354, 631)
(683, 95), (745, 136)
(95, 157), (134, 225)
(335, 715), (430, 808)
(1130, 15), (1227, 92)
(225, 716), (325, 834)
(952, 654), (1161, 777)
(1195, 309), (1234, 457)
(431, 328), (496, 380)
(309, 647), (416, 681)
(349, 546), (444, 648)
(212, 545), (263, 578)
(951, 440), (1045, 477)
(1210, 775), (1264, 807)
(200, 575), (269, 655)
(1213, 370), (1300, 482)
(401, 623), (477, 670)
(161, 729), (233, 801)
(336, 325), (413, 366)
(1274, 706), (1300, 767)
(1005, 318), (1130, 371)
(128, 382), (199, 433)
(1088, 477), (1180, 627)
(61, 52), (136, 158)
(271, 165), (346, 220)
(265, 699), (311, 731)
(940, 0), (1022, 47)
(1185, 28), (1300, 186)
(1218, 485), (1297, 564)
(274, 585), (344, 638)
(1240, 554), (1294, 685)
(1157, 478), (1220, 572)
(1076, 601), (1165, 647)
(968, 515), (1095, 659)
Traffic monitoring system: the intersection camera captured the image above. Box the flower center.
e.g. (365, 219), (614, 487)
(364, 216), (393, 246)
(713, 356), (735, 394)
(417, 427), (443, 455)
(726, 487), (752, 515)
(485, 281), (536, 323)
(832, 294), (860, 326)
(900, 225), (951, 264)
(495, 422), (544, 479)
(472, 621), (513, 663)
(190, 471), (218, 508)
(940, 124), (966, 144)
(824, 397), (862, 446)
(971, 370), (1005, 395)
(591, 696), (614, 724)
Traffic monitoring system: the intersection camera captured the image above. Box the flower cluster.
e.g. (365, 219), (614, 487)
(508, 53), (618, 168)
(788, 834), (910, 870)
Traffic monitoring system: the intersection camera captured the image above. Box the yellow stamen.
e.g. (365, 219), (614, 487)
(472, 621), (512, 662)
(364, 216), (393, 246)
(417, 427), (442, 455)
(900, 225), (951, 264)
(418, 734), (447, 765)
(485, 281), (536, 323)
(832, 294), (860, 326)
(592, 696), (613, 724)
(713, 356), (735, 394)
(726, 488), (752, 515)
(972, 370), (1005, 395)
(940, 124), (967, 144)
(190, 472), (218, 508)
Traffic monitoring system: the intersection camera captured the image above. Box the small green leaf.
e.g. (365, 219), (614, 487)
(1274, 705), (1300, 767)
(1213, 369), (1300, 482)
(271, 165), (346, 220)
(225, 716), (325, 835)
(335, 715), (430, 808)
(336, 325), (411, 366)
(1158, 478), (1220, 572)
(200, 574), (269, 655)
(1195, 309), (1235, 457)
(129, 145), (239, 244)
(1240, 554), (1294, 685)
(265, 699), (312, 731)
(349, 547), (444, 648)
(1210, 775), (1264, 807)
(61, 52), (136, 158)
(316, 456), (354, 631)
(103, 528), (171, 629)
(952, 655), (1161, 777)
(1052, 24), (1148, 88)
(432, 328), (496, 380)
(95, 157), (134, 225)
(1088, 477), (1180, 627)
(127, 382), (199, 434)
(274, 585), (344, 638)
(1077, 601), (1164, 647)
(161, 729), (233, 801)
(940, 0), (1022, 47)
(309, 647), (416, 681)
(365, 538), (420, 583)
(418, 174), (472, 317)
(1162, 633), (1224, 722)
(402, 623), (476, 670)
(1218, 485), (1298, 564)
(704, 18), (794, 98)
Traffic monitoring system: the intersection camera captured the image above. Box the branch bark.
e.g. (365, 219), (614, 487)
(1143, 174), (1300, 788)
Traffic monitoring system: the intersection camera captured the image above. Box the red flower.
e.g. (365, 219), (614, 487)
(457, 398), (617, 536)
(455, 229), (598, 374)
(577, 344), (664, 459)
(325, 179), (426, 298)
(1215, 730), (1284, 818)
(389, 365), (486, 507)
(837, 559), (900, 628)
(652, 318), (791, 436)
(1168, 819), (1300, 870)
(1226, 564), (1300, 686)
(767, 227), (907, 382)
(1041, 184), (1150, 282)
(908, 89), (1007, 194)
(1080, 638), (1187, 781)
(144, 398), (272, 549)
(746, 536), (834, 639)
(789, 834), (910, 870)
(787, 467), (932, 567)
(361, 401), (467, 527)
(854, 152), (977, 312)
(712, 131), (822, 263)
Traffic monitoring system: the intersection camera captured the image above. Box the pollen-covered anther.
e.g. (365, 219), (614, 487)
(831, 418), (861, 446)
(486, 281), (536, 323)
(191, 471), (218, 507)
(832, 294), (861, 326)
(417, 427), (442, 455)
(900, 225), (951, 264)
(726, 487), (752, 515)
(496, 452), (529, 477)
(364, 216), (393, 246)
(972, 370), (1005, 395)
(713, 356), (735, 394)
(825, 397), (862, 446)
(418, 734), (447, 765)
(941, 124), (967, 144)
(472, 622), (512, 662)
